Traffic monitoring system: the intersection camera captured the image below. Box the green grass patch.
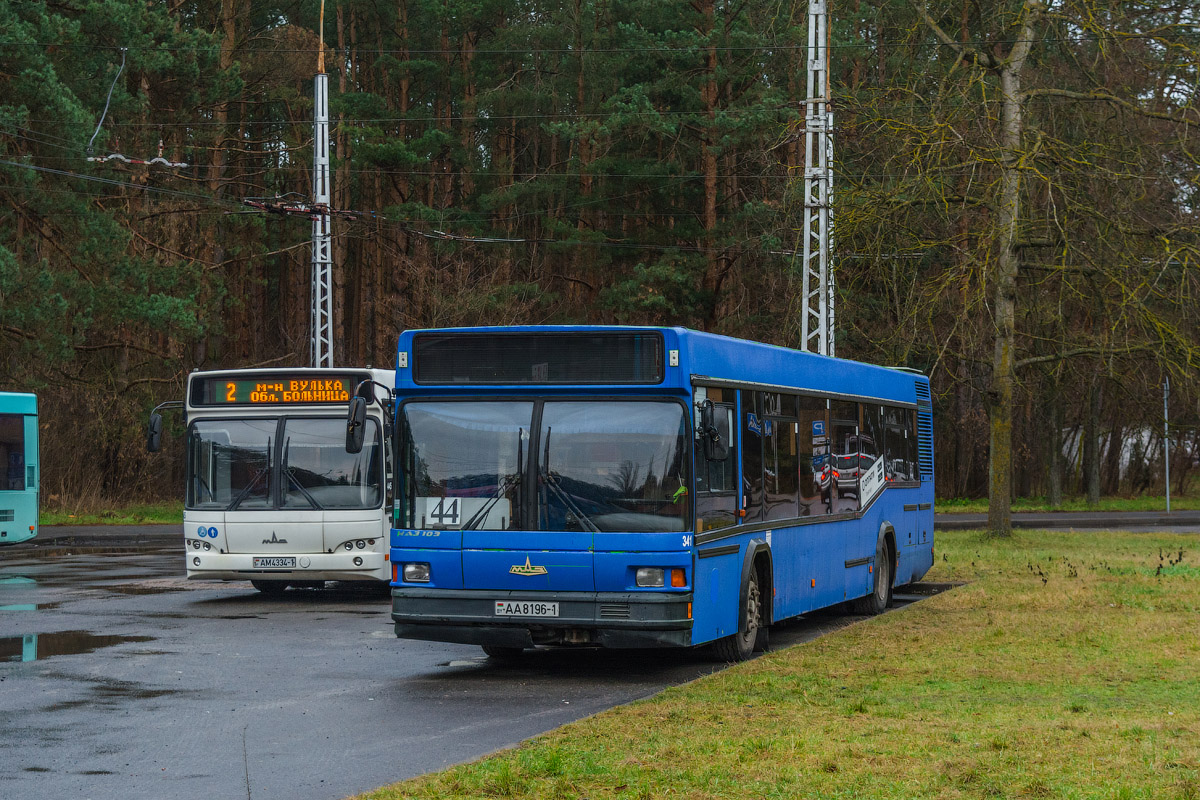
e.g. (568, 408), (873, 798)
(936, 494), (1198, 513)
(353, 529), (1200, 800)
(40, 500), (183, 526)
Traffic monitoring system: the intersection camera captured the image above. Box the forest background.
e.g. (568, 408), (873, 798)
(1, 0), (1197, 520)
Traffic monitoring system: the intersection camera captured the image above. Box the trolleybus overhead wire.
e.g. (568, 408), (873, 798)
(84, 47), (188, 168)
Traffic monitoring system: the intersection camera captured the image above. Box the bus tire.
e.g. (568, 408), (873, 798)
(713, 569), (762, 662)
(251, 580), (288, 595)
(481, 645), (525, 660)
(852, 535), (893, 615)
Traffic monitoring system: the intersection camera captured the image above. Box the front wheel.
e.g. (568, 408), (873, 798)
(713, 569), (763, 662)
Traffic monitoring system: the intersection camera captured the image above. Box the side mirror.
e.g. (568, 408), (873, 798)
(698, 400), (728, 462)
(147, 413), (163, 453)
(346, 396), (367, 454)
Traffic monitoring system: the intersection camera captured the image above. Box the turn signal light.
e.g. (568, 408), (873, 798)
(670, 568), (686, 587)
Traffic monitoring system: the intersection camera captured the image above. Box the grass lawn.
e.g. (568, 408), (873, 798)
(355, 529), (1200, 800)
(39, 500), (183, 526)
(937, 495), (1198, 513)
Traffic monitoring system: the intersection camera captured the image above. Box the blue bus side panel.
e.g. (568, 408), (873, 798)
(690, 546), (742, 645)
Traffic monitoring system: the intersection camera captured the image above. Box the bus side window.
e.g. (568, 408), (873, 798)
(763, 394), (799, 522)
(884, 405), (911, 481)
(741, 391), (764, 522)
(831, 401), (860, 513)
(797, 395), (829, 515)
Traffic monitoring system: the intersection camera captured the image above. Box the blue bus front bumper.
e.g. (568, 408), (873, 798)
(392, 588), (694, 649)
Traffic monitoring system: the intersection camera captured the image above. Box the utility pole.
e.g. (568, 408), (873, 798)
(311, 0), (334, 368)
(800, 0), (834, 356)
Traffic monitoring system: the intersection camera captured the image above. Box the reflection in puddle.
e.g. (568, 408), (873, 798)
(0, 575), (37, 587)
(104, 584), (189, 596)
(0, 631), (155, 663)
(0, 603), (61, 611)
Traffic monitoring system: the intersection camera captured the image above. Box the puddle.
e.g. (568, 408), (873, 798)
(0, 576), (37, 587)
(104, 585), (189, 596)
(93, 683), (175, 699)
(0, 631), (156, 663)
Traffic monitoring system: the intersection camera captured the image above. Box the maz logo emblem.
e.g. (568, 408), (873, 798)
(262, 532), (289, 545)
(509, 557), (548, 576)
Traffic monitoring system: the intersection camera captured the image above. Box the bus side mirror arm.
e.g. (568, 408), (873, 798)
(346, 379), (395, 454)
(146, 400), (184, 453)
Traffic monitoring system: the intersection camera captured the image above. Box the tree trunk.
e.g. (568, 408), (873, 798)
(986, 3), (1040, 537)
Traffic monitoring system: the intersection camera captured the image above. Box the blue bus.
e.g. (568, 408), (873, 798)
(361, 327), (933, 660)
(0, 392), (39, 546)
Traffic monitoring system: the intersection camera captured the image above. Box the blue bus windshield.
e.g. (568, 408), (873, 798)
(400, 400), (690, 533)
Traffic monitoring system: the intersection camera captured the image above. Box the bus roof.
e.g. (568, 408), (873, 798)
(0, 391), (38, 415)
(395, 326), (928, 406)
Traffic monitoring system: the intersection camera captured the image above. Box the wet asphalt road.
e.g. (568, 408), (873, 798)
(0, 542), (919, 800)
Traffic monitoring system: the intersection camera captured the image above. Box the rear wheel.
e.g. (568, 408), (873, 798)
(251, 580), (288, 595)
(713, 569), (762, 662)
(852, 536), (893, 615)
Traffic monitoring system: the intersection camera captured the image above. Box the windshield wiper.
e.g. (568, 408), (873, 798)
(540, 427), (600, 533)
(228, 437), (272, 511)
(462, 428), (523, 531)
(462, 473), (519, 530)
(282, 437), (322, 510)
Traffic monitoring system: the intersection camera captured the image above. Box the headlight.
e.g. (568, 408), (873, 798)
(344, 542), (353, 551)
(635, 567), (665, 588)
(403, 563), (431, 583)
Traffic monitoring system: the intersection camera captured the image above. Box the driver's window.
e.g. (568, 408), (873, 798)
(694, 387), (736, 532)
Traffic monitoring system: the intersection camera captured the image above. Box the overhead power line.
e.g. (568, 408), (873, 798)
(0, 31), (1191, 56)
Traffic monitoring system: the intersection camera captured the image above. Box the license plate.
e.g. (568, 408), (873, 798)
(494, 600), (559, 617)
(253, 557), (296, 569)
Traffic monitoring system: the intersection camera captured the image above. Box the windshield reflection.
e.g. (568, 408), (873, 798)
(187, 418), (381, 510)
(399, 400), (690, 533)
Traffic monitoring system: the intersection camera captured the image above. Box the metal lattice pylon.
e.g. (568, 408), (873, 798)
(311, 70), (334, 368)
(800, 0), (835, 357)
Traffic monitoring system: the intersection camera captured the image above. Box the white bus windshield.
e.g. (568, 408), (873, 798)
(187, 418), (381, 510)
(399, 400), (690, 533)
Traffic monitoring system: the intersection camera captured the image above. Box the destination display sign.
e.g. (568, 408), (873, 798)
(190, 372), (367, 407)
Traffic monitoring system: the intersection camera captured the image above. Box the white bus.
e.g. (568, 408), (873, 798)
(150, 368), (393, 592)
